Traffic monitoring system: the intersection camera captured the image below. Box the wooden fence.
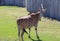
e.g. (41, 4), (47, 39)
(0, 0), (25, 7)
(26, 0), (60, 20)
(0, 0), (60, 20)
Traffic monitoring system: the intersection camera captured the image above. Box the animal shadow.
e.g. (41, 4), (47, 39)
(29, 36), (42, 41)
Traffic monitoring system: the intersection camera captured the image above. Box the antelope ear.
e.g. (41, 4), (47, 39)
(36, 8), (41, 14)
(37, 8), (41, 11)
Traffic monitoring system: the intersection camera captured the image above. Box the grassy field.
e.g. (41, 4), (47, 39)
(0, 6), (60, 41)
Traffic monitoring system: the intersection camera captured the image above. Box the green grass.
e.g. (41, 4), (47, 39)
(0, 6), (60, 41)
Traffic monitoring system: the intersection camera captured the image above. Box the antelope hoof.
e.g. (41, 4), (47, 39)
(28, 36), (31, 38)
(37, 36), (39, 39)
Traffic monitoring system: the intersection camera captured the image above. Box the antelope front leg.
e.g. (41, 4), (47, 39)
(34, 25), (39, 39)
(35, 27), (39, 39)
(21, 29), (24, 41)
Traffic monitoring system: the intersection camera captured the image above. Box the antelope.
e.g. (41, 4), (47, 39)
(16, 8), (46, 41)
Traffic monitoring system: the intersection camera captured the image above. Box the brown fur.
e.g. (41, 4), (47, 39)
(17, 12), (40, 29)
